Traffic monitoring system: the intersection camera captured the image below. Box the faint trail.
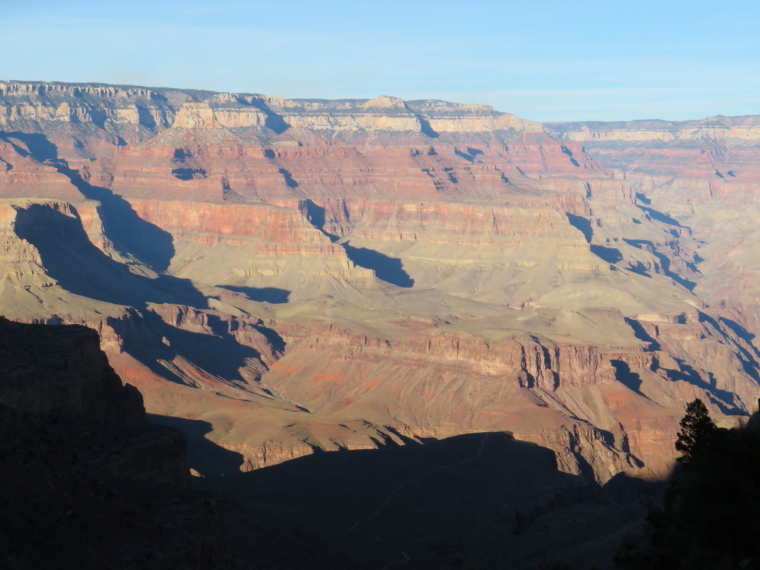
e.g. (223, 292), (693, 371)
(347, 433), (491, 532)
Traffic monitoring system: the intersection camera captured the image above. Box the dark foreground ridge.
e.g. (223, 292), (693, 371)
(211, 431), (646, 569)
(0, 317), (222, 569)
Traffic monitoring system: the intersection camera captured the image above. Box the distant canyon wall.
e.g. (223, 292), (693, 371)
(0, 80), (758, 482)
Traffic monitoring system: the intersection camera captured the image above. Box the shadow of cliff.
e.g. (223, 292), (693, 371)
(4, 131), (175, 273)
(651, 250), (696, 291)
(631, 205), (698, 289)
(624, 317), (662, 351)
(561, 145), (581, 167)
(342, 242), (414, 288)
(108, 309), (270, 388)
(236, 97), (290, 134)
(700, 313), (760, 385)
(14, 204), (207, 311)
(454, 147), (483, 162)
(720, 317), (760, 358)
(1, 131), (58, 161)
(623, 238), (697, 291)
(716, 315), (760, 384)
(411, 112), (438, 139)
(565, 213), (634, 266)
(278, 167), (299, 188)
(298, 199), (414, 288)
(210, 432), (635, 569)
(147, 414), (244, 478)
(300, 198), (331, 238)
(719, 317), (760, 384)
(171, 167), (207, 181)
(638, 204), (683, 228)
(566, 212), (593, 242)
(220, 285), (290, 304)
(591, 244), (623, 264)
(611, 359), (647, 398)
(663, 356), (745, 415)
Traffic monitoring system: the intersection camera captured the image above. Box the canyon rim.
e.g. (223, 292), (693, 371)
(1, 80), (759, 488)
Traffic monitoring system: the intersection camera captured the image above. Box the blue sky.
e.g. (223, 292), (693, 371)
(2, 0), (758, 121)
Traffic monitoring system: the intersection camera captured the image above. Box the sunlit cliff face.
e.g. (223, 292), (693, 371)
(0, 80), (758, 482)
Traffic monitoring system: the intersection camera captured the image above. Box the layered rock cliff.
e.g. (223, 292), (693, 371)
(0, 80), (758, 484)
(548, 115), (760, 343)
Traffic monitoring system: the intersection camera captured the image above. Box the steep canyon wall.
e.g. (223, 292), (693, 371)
(1, 80), (758, 481)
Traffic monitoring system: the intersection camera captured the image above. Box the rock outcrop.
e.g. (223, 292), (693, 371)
(0, 316), (142, 422)
(0, 317), (223, 568)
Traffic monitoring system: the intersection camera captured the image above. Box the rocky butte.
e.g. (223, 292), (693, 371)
(0, 80), (758, 488)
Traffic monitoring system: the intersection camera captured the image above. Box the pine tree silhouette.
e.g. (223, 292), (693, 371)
(675, 398), (716, 463)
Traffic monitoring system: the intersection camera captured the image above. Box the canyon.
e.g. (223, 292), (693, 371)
(0, 316), (644, 568)
(1, 80), (758, 487)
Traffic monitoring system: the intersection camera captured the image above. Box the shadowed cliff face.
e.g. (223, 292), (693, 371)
(13, 203), (205, 309)
(0, 316), (143, 423)
(0, 317), (223, 568)
(0, 80), (758, 485)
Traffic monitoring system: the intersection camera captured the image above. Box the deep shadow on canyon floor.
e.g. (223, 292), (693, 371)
(193, 431), (650, 570)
